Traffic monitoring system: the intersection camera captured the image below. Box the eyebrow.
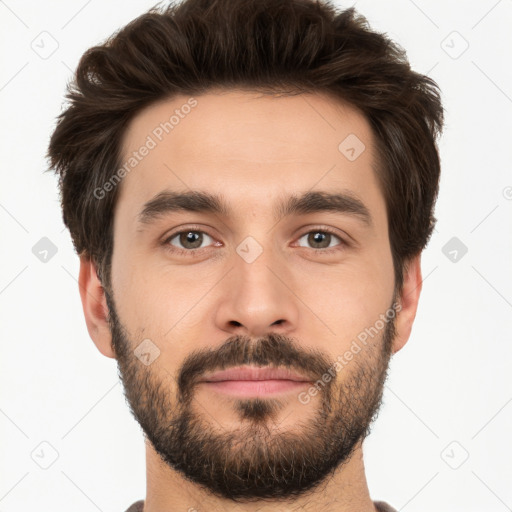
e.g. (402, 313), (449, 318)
(137, 189), (372, 227)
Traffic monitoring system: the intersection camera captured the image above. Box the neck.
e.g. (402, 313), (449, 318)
(143, 438), (377, 512)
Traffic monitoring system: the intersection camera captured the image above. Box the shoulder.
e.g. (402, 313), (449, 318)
(124, 499), (145, 512)
(374, 501), (398, 512)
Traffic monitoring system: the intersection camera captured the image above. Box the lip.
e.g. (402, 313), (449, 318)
(198, 366), (313, 397)
(199, 366), (312, 383)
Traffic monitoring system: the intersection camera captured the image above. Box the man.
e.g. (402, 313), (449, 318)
(47, 0), (443, 510)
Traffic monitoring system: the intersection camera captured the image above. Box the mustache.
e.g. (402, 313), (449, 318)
(177, 332), (333, 401)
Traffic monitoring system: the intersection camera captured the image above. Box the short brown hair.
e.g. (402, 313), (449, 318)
(47, 0), (443, 294)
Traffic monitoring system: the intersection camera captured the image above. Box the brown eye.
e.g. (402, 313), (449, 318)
(166, 230), (214, 251)
(296, 229), (345, 252)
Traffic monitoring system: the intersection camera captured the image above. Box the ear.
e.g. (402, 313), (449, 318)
(391, 252), (423, 354)
(78, 255), (116, 359)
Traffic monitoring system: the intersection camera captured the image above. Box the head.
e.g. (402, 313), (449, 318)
(47, 0), (443, 503)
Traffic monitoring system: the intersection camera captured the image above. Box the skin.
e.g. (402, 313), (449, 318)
(78, 89), (422, 512)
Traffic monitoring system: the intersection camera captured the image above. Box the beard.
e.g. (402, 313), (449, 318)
(105, 290), (396, 503)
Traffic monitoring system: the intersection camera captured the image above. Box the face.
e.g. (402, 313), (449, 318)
(107, 89), (399, 501)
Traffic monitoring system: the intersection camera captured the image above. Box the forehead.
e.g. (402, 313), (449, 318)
(115, 89), (385, 227)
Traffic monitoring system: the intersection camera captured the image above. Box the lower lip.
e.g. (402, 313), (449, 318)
(200, 379), (311, 397)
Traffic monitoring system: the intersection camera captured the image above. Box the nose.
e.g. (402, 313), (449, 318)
(214, 242), (299, 339)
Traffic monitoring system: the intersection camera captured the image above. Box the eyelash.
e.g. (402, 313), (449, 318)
(161, 225), (348, 257)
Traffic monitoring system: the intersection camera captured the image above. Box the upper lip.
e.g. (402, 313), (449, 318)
(199, 366), (313, 382)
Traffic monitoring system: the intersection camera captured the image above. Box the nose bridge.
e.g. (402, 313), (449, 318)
(236, 234), (281, 291)
(235, 232), (286, 306)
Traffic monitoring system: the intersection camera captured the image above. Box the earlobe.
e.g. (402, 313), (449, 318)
(391, 253), (423, 355)
(78, 255), (116, 359)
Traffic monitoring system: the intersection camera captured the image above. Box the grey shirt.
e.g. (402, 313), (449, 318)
(125, 499), (397, 511)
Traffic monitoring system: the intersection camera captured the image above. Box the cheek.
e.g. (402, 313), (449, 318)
(299, 254), (393, 315)
(110, 249), (167, 332)
(292, 256), (394, 359)
(112, 258), (213, 341)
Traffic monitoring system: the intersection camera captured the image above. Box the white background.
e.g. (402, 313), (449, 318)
(1, 0), (511, 511)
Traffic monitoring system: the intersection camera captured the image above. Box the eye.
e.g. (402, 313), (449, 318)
(163, 229), (216, 254)
(161, 226), (348, 258)
(296, 229), (346, 253)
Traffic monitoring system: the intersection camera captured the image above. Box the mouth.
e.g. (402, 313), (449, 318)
(198, 366), (313, 397)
